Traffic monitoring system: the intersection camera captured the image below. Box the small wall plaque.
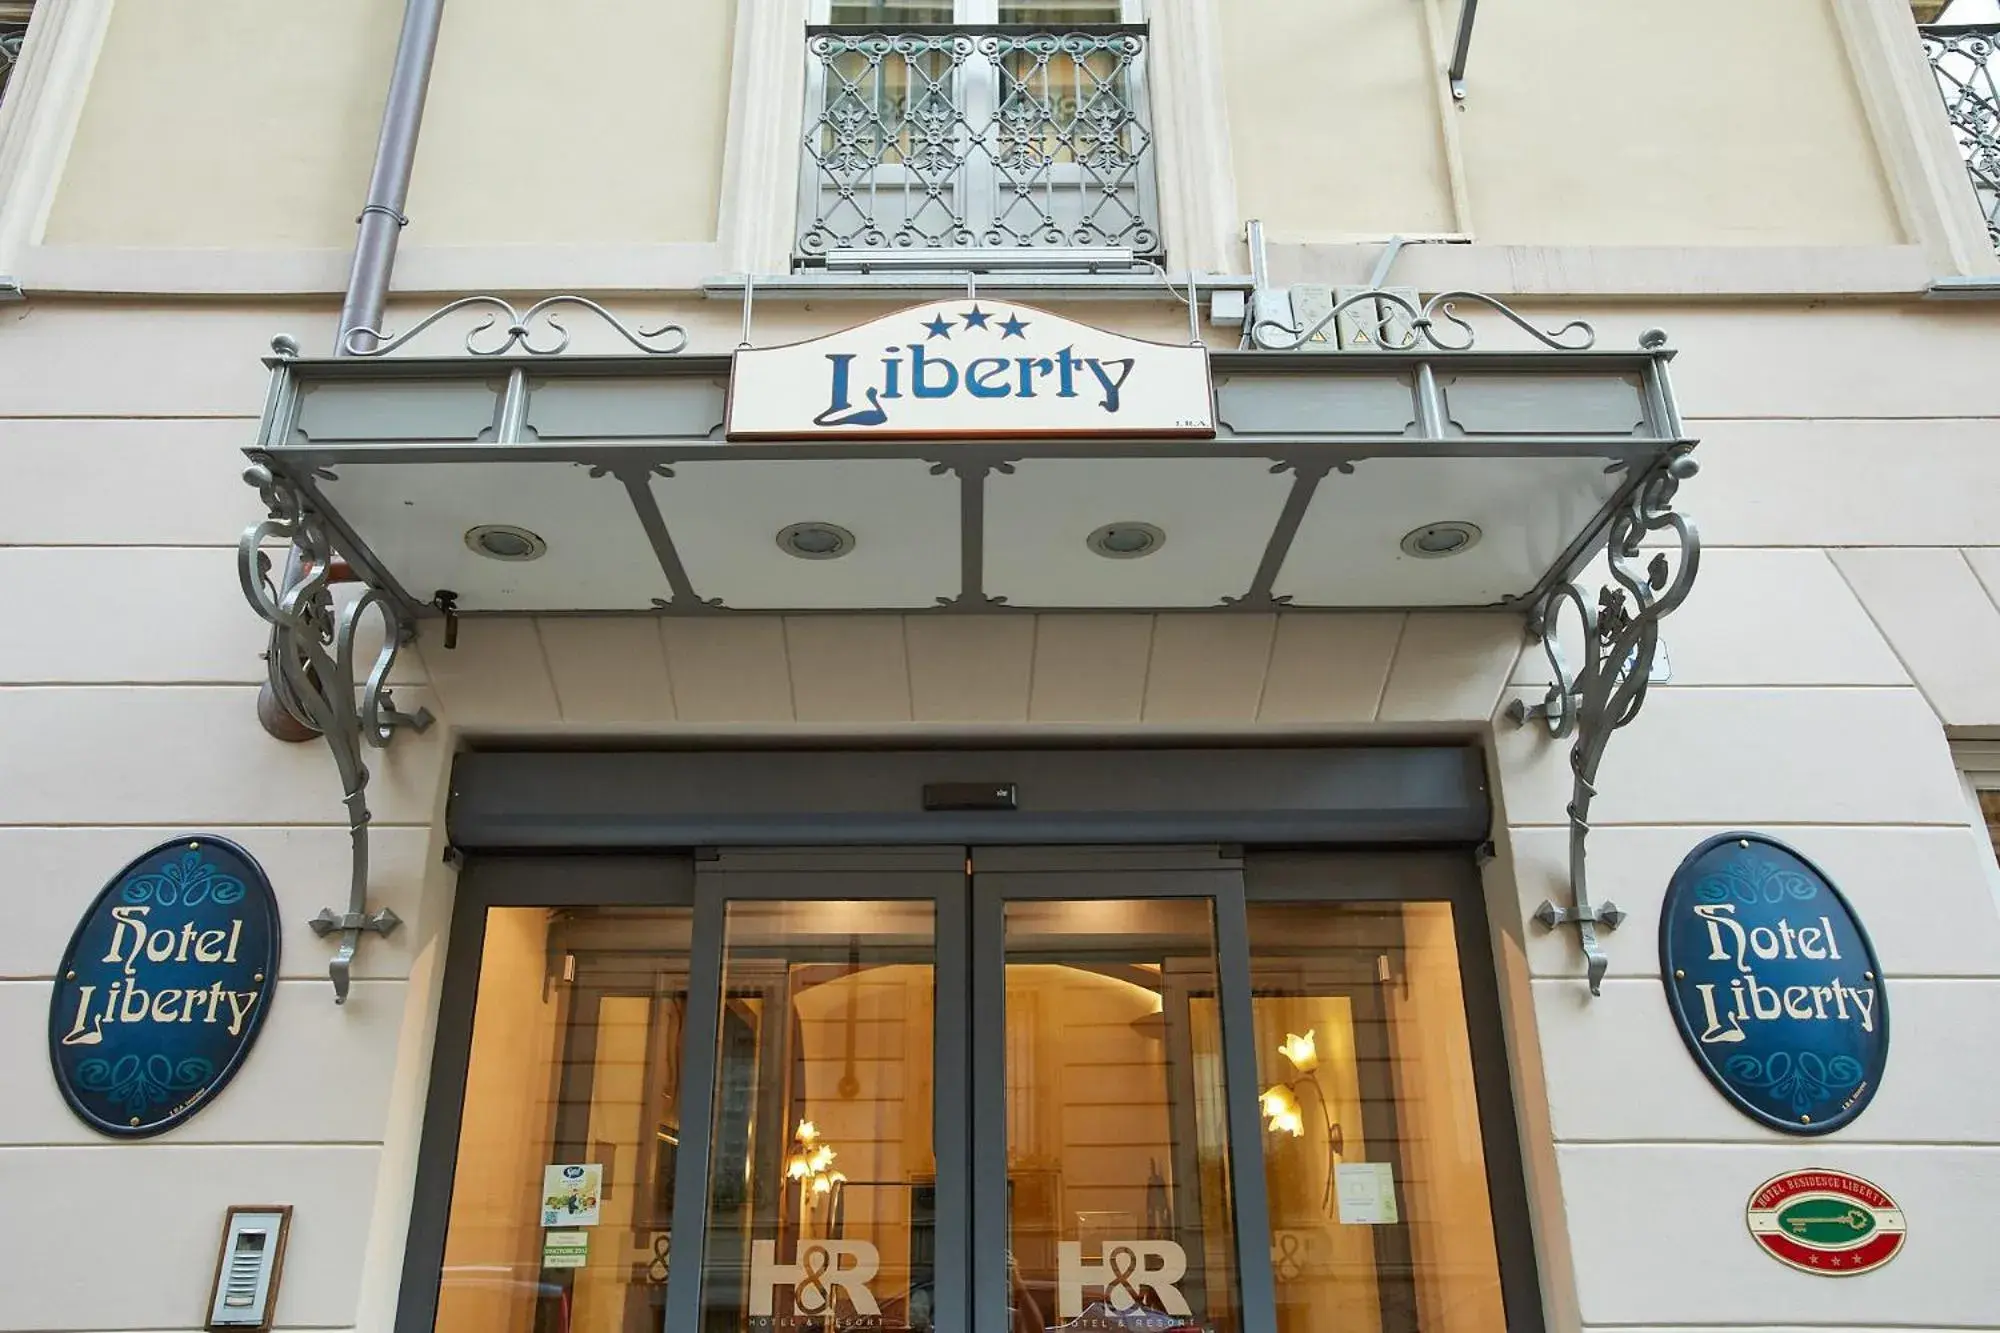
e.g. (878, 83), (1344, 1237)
(1659, 833), (1887, 1135)
(1746, 1169), (1905, 1275)
(47, 837), (281, 1138)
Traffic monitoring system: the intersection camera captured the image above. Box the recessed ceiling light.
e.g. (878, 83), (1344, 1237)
(1086, 522), (1166, 559)
(1400, 521), (1482, 558)
(776, 521), (856, 560)
(464, 524), (547, 562)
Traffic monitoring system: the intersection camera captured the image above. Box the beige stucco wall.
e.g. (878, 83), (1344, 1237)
(402, 0), (737, 247)
(1218, 0), (1458, 241)
(38, 0), (737, 253)
(43, 0), (403, 248)
(1462, 0), (1902, 245)
(1221, 0), (1905, 247)
(4, 288), (2000, 1332)
(22, 0), (1924, 269)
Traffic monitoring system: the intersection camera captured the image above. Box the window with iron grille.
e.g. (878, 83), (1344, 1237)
(0, 3), (33, 108)
(797, 0), (1161, 267)
(1915, 0), (2000, 255)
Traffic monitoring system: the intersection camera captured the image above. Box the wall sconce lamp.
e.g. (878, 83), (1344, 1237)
(1260, 1029), (1347, 1216)
(787, 1120), (847, 1206)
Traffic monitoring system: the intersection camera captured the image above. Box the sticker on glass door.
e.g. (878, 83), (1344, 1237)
(1057, 1240), (1192, 1323)
(750, 1239), (883, 1326)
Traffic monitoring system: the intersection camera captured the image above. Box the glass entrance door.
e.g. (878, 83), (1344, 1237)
(969, 849), (1263, 1333)
(669, 850), (967, 1333)
(432, 894), (696, 1333)
(672, 848), (1257, 1333)
(416, 848), (1535, 1333)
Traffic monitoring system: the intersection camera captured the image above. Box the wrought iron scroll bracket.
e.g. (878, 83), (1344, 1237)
(1507, 450), (1701, 995)
(341, 294), (689, 358)
(239, 464), (433, 1004)
(1249, 287), (1595, 353)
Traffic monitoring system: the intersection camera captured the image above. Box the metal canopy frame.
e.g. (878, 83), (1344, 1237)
(1449, 0), (1479, 100)
(242, 347), (1691, 625)
(251, 443), (1670, 626)
(237, 295), (1701, 1000)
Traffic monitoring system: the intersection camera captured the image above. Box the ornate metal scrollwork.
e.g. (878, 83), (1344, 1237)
(1508, 450), (1701, 995)
(239, 465), (432, 1003)
(1250, 288), (1595, 353)
(342, 294), (689, 357)
(1918, 22), (2000, 254)
(799, 25), (1160, 258)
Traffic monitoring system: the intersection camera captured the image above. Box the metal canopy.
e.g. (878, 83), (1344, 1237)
(235, 291), (1702, 1004)
(244, 345), (1691, 622)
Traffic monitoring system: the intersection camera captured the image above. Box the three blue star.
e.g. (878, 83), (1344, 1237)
(926, 307), (1029, 338)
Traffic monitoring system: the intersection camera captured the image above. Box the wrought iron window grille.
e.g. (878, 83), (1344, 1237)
(1919, 22), (2000, 256)
(797, 22), (1162, 265)
(0, 7), (31, 107)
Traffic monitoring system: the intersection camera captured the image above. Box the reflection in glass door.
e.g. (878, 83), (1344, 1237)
(434, 906), (693, 1333)
(966, 853), (1267, 1333)
(696, 898), (940, 1332)
(1243, 899), (1507, 1333)
(997, 897), (1241, 1333)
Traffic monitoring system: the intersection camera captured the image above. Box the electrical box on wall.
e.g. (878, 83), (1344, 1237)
(1270, 285), (1423, 351)
(1286, 284), (1337, 347)
(207, 1206), (292, 1332)
(1335, 285), (1421, 350)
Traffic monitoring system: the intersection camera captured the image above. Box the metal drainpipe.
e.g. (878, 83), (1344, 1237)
(258, 0), (447, 741)
(338, 0), (447, 354)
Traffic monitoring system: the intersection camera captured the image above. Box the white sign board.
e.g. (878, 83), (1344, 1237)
(727, 301), (1214, 440)
(542, 1231), (589, 1269)
(1336, 1162), (1399, 1225)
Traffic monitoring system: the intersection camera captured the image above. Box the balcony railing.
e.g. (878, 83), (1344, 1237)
(0, 20), (28, 106)
(797, 24), (1161, 264)
(1920, 23), (2000, 253)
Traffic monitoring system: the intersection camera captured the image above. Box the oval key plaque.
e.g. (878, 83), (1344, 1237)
(1659, 832), (1887, 1135)
(1746, 1169), (1906, 1275)
(47, 837), (280, 1138)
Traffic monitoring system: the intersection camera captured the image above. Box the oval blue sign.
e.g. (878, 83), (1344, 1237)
(1659, 833), (1887, 1135)
(47, 837), (279, 1138)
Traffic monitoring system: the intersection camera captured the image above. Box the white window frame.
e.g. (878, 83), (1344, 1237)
(1955, 741), (2000, 891)
(1832, 0), (2000, 278)
(0, 0), (110, 288)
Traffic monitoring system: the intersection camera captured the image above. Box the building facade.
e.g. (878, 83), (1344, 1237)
(3, 3), (2000, 1333)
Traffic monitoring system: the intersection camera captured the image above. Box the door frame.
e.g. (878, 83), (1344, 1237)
(547, 947), (694, 1333)
(393, 856), (698, 1333)
(664, 848), (973, 1333)
(966, 846), (1277, 1333)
